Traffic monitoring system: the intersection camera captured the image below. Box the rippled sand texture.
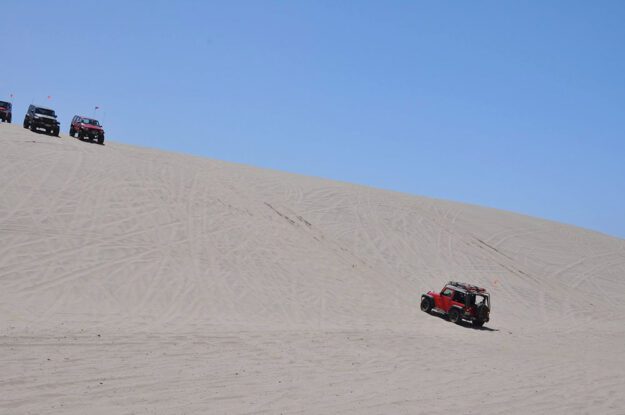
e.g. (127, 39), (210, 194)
(1, 123), (624, 414)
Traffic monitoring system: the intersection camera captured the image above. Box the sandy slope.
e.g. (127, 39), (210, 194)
(1, 122), (624, 414)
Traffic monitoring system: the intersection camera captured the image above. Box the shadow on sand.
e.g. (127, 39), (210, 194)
(29, 129), (59, 137)
(428, 312), (499, 332)
(75, 136), (105, 145)
(28, 129), (105, 145)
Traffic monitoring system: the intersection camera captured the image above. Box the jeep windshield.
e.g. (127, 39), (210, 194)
(35, 108), (56, 117)
(81, 118), (100, 126)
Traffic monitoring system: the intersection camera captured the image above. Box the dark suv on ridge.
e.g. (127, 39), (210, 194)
(23, 104), (60, 136)
(0, 101), (12, 123)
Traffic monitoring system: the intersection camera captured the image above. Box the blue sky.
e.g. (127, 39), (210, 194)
(2, 1), (624, 238)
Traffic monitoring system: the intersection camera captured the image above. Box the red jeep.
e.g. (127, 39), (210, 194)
(0, 100), (12, 123)
(421, 281), (491, 327)
(70, 115), (105, 144)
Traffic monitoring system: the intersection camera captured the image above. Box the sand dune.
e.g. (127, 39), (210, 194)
(1, 123), (624, 414)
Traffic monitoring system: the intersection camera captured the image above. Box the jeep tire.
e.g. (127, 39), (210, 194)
(23, 118), (29, 129)
(53, 127), (59, 137)
(449, 308), (461, 324)
(97, 137), (104, 145)
(30, 122), (37, 132)
(7, 115), (10, 123)
(420, 297), (432, 313)
(473, 320), (484, 328)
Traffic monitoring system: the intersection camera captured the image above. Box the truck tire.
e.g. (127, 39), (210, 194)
(23, 118), (29, 128)
(53, 127), (60, 137)
(30, 122), (37, 132)
(69, 128), (75, 137)
(473, 320), (484, 328)
(449, 308), (461, 324)
(7, 115), (10, 123)
(420, 297), (432, 313)
(97, 137), (104, 145)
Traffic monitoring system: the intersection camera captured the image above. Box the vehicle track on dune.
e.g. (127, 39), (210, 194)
(2, 123), (625, 414)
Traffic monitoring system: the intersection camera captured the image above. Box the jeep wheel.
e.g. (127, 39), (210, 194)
(420, 297), (432, 313)
(69, 128), (74, 137)
(53, 128), (60, 137)
(23, 119), (29, 128)
(97, 137), (104, 145)
(30, 122), (37, 132)
(448, 308), (461, 324)
(473, 320), (484, 328)
(6, 115), (10, 123)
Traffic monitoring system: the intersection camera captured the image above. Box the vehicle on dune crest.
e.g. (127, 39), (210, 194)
(70, 115), (105, 144)
(23, 104), (60, 136)
(0, 100), (12, 123)
(421, 281), (491, 327)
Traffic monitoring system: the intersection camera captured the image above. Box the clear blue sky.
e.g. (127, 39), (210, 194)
(2, 1), (624, 239)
